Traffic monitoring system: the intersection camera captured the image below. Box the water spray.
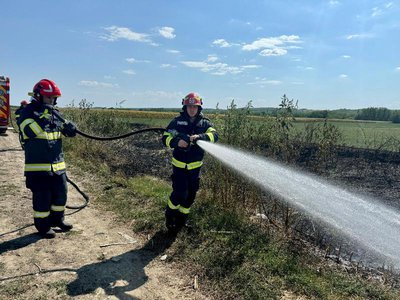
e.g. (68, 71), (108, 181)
(197, 140), (400, 269)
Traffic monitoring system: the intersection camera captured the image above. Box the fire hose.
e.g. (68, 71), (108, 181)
(66, 126), (165, 209)
(75, 127), (165, 140)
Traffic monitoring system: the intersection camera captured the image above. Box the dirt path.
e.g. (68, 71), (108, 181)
(0, 130), (206, 299)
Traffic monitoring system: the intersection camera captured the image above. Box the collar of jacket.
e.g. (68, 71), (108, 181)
(30, 100), (55, 111)
(180, 110), (203, 122)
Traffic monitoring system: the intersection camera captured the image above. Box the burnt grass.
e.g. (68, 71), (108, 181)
(298, 146), (400, 210)
(104, 127), (400, 220)
(101, 127), (400, 276)
(284, 145), (400, 277)
(112, 131), (400, 212)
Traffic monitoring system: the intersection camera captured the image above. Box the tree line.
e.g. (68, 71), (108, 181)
(252, 107), (400, 123)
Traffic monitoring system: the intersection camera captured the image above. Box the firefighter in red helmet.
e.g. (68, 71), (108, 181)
(15, 100), (29, 122)
(162, 92), (218, 233)
(17, 79), (77, 238)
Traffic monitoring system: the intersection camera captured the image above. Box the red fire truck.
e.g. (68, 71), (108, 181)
(0, 76), (10, 134)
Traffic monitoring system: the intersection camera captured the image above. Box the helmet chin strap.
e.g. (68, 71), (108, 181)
(37, 95), (57, 106)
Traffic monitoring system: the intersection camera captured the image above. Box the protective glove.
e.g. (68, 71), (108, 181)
(177, 133), (190, 144)
(177, 133), (191, 149)
(190, 134), (201, 142)
(190, 134), (208, 144)
(62, 120), (77, 137)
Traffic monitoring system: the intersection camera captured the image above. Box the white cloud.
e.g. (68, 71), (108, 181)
(396, 67), (400, 71)
(104, 75), (115, 80)
(339, 74), (348, 78)
(126, 58), (150, 63)
(131, 90), (182, 102)
(371, 7), (383, 17)
(78, 80), (118, 88)
(371, 2), (393, 18)
(296, 66), (314, 70)
(212, 39), (232, 48)
(248, 77), (282, 86)
(242, 65), (261, 69)
(167, 49), (180, 54)
(207, 55), (219, 62)
(286, 45), (303, 50)
(159, 26), (176, 39)
(329, 1), (340, 7)
(181, 61), (241, 75)
(123, 69), (136, 75)
(346, 33), (374, 40)
(101, 26), (150, 42)
(160, 64), (176, 68)
(341, 55), (351, 59)
(126, 58), (136, 63)
(386, 2), (394, 9)
(181, 58), (259, 76)
(259, 48), (287, 56)
(242, 35), (302, 57)
(242, 35), (301, 50)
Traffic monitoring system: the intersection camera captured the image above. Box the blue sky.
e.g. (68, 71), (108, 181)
(2, 1), (399, 109)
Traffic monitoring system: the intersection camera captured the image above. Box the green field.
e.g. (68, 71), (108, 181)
(293, 119), (400, 149)
(104, 109), (400, 150)
(11, 106), (400, 151)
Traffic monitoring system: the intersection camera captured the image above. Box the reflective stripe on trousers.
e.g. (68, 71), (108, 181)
(167, 199), (191, 214)
(25, 161), (66, 172)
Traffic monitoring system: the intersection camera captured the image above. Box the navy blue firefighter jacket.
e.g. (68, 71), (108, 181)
(162, 111), (218, 170)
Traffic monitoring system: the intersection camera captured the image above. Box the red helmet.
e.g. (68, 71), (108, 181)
(30, 79), (62, 99)
(182, 92), (203, 106)
(20, 100), (29, 106)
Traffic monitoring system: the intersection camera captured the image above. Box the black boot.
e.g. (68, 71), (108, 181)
(38, 228), (56, 239)
(165, 207), (178, 234)
(175, 213), (188, 230)
(52, 219), (73, 232)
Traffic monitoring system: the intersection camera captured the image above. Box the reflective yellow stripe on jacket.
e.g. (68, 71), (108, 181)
(34, 131), (62, 140)
(163, 132), (173, 148)
(20, 118), (44, 139)
(206, 127), (216, 143)
(20, 118), (61, 141)
(171, 157), (203, 170)
(25, 161), (66, 172)
(39, 109), (52, 120)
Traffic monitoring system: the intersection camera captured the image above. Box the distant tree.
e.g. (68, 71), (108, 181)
(355, 107), (391, 121)
(391, 111), (400, 123)
(308, 110), (328, 118)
